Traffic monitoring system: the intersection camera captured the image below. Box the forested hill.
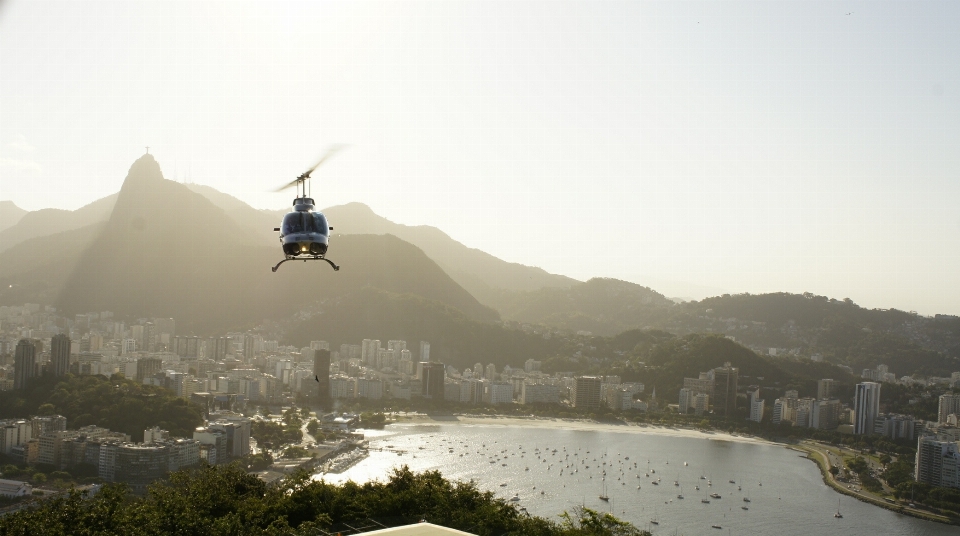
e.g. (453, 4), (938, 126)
(491, 278), (677, 336)
(0, 374), (203, 439)
(284, 287), (566, 371)
(662, 293), (960, 377)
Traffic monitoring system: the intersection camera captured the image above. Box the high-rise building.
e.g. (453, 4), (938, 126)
(314, 349), (331, 410)
(572, 376), (602, 409)
(521, 382), (559, 405)
(874, 414), (917, 441)
(14, 339), (37, 390)
(939, 394), (960, 424)
(749, 398), (765, 423)
(693, 393), (709, 416)
(678, 388), (695, 413)
(420, 362), (446, 399)
(136, 357), (163, 383)
(712, 363), (739, 416)
(817, 379), (838, 400)
(485, 363), (496, 381)
(361, 339), (381, 367)
(243, 334), (258, 360)
(683, 374), (715, 397)
(51, 334), (71, 377)
(810, 399), (840, 430)
(915, 436), (960, 489)
(795, 398), (814, 428)
(484, 382), (514, 405)
(419, 341), (430, 361)
(854, 382), (881, 435)
(115, 443), (170, 494)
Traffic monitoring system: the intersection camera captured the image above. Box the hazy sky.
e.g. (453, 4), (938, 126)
(1, 1), (959, 314)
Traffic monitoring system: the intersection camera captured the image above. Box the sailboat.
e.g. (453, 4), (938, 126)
(834, 498), (843, 519)
(677, 485), (684, 500)
(599, 481), (609, 501)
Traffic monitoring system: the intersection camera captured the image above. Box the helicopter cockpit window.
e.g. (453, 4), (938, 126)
(306, 213), (329, 235)
(281, 212), (305, 235)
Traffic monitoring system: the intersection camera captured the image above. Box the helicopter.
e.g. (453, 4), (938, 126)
(270, 146), (345, 273)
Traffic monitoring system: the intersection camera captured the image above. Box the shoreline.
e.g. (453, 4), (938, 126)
(390, 413), (777, 445)
(379, 414), (960, 527)
(794, 442), (958, 526)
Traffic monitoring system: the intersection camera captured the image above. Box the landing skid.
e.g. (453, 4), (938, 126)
(271, 255), (340, 272)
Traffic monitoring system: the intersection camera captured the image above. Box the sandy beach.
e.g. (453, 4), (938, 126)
(390, 413), (776, 447)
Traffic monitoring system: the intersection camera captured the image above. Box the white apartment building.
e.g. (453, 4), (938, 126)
(521, 382), (559, 405)
(485, 382), (514, 405)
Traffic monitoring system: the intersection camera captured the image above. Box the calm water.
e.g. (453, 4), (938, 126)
(313, 421), (955, 536)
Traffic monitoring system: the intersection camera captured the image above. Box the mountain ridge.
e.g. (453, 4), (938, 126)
(0, 200), (27, 234)
(1, 155), (497, 333)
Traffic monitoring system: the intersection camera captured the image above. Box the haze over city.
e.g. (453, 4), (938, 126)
(1, 0), (959, 313)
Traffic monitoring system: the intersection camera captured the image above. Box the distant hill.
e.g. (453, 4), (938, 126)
(321, 202), (580, 300)
(492, 277), (677, 336)
(179, 191), (580, 307)
(0, 193), (116, 254)
(186, 184), (279, 245)
(0, 200), (27, 233)
(0, 222), (106, 307)
(0, 155), (496, 333)
(662, 293), (960, 377)
(630, 333), (860, 402)
(284, 286), (560, 370)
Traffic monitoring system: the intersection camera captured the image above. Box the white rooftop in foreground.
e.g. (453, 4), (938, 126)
(357, 522), (475, 535)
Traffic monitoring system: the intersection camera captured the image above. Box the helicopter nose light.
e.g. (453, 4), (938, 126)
(300, 243), (310, 253)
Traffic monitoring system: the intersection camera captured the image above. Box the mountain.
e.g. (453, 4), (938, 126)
(0, 194), (117, 254)
(659, 292), (960, 377)
(0, 200), (27, 233)
(186, 184), (280, 245)
(182, 190), (582, 310)
(0, 155), (496, 333)
(0, 222), (106, 307)
(321, 202), (579, 300)
(632, 333), (860, 403)
(493, 277), (677, 336)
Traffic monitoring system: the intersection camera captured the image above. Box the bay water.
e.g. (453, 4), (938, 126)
(313, 419), (954, 535)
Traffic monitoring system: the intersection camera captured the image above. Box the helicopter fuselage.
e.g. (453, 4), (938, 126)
(278, 197), (330, 257)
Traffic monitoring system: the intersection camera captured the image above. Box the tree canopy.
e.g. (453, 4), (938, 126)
(0, 464), (650, 536)
(0, 373), (203, 438)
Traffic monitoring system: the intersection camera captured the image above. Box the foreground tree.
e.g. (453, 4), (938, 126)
(0, 465), (650, 536)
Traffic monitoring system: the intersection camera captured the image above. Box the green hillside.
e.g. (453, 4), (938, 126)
(284, 287), (562, 370)
(492, 278), (677, 336)
(0, 374), (203, 439)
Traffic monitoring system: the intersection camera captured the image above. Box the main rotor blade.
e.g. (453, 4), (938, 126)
(273, 177), (303, 192)
(271, 145), (349, 192)
(303, 144), (348, 178)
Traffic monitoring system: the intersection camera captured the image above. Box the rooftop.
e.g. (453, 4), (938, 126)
(358, 523), (474, 535)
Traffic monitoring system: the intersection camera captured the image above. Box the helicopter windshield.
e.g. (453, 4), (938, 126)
(281, 212), (328, 235)
(281, 212), (305, 235)
(305, 212), (329, 235)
